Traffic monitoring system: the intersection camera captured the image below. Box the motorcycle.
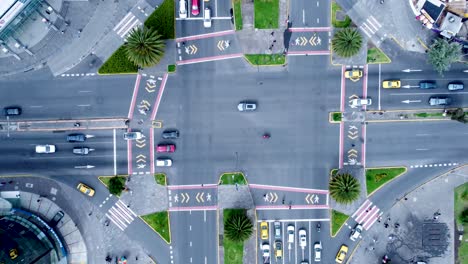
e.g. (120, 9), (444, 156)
(262, 133), (270, 139)
(316, 222), (321, 232)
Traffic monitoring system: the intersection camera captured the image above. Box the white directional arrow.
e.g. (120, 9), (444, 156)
(401, 85), (419, 89)
(402, 100), (422, 104)
(463, 70), (468, 73)
(75, 165), (95, 169)
(402, 69), (422, 73)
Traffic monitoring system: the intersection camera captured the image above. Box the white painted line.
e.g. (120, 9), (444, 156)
(105, 213), (126, 230)
(378, 63), (381, 110)
(416, 134), (430, 136)
(107, 210), (128, 228)
(317, 18), (319, 24)
(369, 16), (382, 28)
(30, 105), (43, 108)
(113, 129), (117, 175)
(77, 104), (90, 107)
(416, 148), (429, 151)
(204, 210), (206, 222)
(110, 207), (133, 224)
(366, 18), (380, 31)
(352, 200), (371, 218)
(116, 15), (136, 35)
(363, 22), (375, 34)
(113, 13), (133, 31)
(360, 26), (372, 38)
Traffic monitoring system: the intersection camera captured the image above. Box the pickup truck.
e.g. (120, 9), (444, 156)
(419, 81), (436, 89)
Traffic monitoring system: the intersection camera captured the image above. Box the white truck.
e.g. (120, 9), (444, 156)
(261, 243), (270, 264)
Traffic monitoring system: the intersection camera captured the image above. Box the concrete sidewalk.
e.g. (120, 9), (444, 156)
(0, 118), (128, 132)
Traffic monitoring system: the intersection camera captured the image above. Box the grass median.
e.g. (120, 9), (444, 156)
(366, 167), (406, 195)
(141, 211), (171, 243)
(455, 183), (468, 263)
(414, 112), (444, 118)
(245, 54), (285, 65)
(220, 172), (247, 185)
(98, 46), (138, 74)
(331, 209), (349, 236)
(367, 47), (391, 64)
(332, 2), (351, 28)
(254, 0), (279, 29)
(233, 0), (243, 30)
(224, 209), (245, 264)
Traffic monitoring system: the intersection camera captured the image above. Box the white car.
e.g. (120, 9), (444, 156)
(350, 98), (372, 107)
(179, 0), (187, 18)
(287, 225), (295, 243)
(350, 224), (363, 241)
(261, 243), (270, 257)
(299, 229), (307, 248)
(203, 7), (212, 28)
(314, 242), (322, 262)
(156, 158), (172, 167)
(123, 131), (143, 140)
(35, 144), (56, 154)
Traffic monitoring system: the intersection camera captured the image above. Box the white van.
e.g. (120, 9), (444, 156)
(203, 8), (212, 28)
(179, 0), (187, 18)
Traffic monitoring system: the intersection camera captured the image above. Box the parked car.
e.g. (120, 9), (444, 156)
(73, 147), (92, 155)
(67, 133), (86, 142)
(382, 80), (401, 88)
(274, 221), (281, 239)
(429, 97), (451, 106)
(261, 243), (270, 258)
(156, 144), (176, 153)
(156, 158), (172, 167)
(419, 81), (437, 89)
(162, 130), (179, 139)
(287, 224), (295, 243)
(4, 106), (21, 116)
(299, 229), (307, 248)
(35, 144), (56, 154)
(50, 210), (65, 227)
(76, 183), (95, 197)
(335, 244), (348, 263)
(314, 241), (322, 262)
(350, 98), (372, 107)
(191, 0), (199, 15)
(260, 221), (269, 240)
(179, 0), (187, 18)
(274, 241), (283, 259)
(237, 101), (257, 112)
(344, 69), (362, 81)
(350, 224), (363, 241)
(448, 82), (464, 91)
(123, 131), (143, 140)
(203, 7), (212, 28)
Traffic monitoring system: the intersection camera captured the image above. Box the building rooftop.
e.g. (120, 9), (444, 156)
(440, 12), (463, 38)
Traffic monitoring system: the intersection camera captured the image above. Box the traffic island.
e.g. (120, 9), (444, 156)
(98, 46), (138, 74)
(331, 209), (349, 236)
(154, 173), (167, 186)
(244, 54), (286, 66)
(98, 175), (128, 197)
(329, 112), (342, 123)
(254, 0), (279, 29)
(366, 167), (406, 195)
(365, 108), (468, 122)
(221, 209), (254, 264)
(367, 47), (391, 64)
(219, 172), (247, 185)
(141, 211), (171, 243)
(331, 1), (351, 28)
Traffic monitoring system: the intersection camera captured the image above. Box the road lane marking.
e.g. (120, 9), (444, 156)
(176, 29), (235, 42)
(113, 129), (117, 175)
(416, 148), (429, 151)
(416, 134), (430, 136)
(390, 91), (468, 95)
(30, 105), (43, 108)
(128, 74), (142, 119)
(77, 104), (90, 107)
(177, 53), (243, 65)
(288, 27), (331, 32)
(29, 154), (113, 159)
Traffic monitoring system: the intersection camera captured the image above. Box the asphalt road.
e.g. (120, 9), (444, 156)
(289, 0), (330, 28)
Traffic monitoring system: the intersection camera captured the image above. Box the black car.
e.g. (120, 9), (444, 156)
(4, 107), (21, 116)
(162, 130), (179, 139)
(67, 133), (86, 142)
(50, 211), (64, 227)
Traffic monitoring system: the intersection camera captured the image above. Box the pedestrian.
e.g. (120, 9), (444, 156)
(384, 223), (388, 228)
(271, 32), (274, 36)
(263, 193), (266, 198)
(282, 199), (285, 204)
(289, 205), (291, 210)
(182, 41), (186, 46)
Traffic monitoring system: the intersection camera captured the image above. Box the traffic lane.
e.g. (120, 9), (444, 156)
(176, 17), (233, 38)
(171, 211), (218, 264)
(177, 33), (240, 62)
(365, 121), (468, 168)
(157, 70), (340, 186)
(252, 188), (328, 207)
(0, 75), (135, 120)
(212, 0), (232, 18)
(289, 0), (329, 28)
(377, 90), (468, 110)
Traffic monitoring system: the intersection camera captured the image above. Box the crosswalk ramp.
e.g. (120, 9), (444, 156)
(351, 199), (382, 230)
(359, 16), (382, 38)
(105, 200), (138, 231)
(113, 12), (142, 39)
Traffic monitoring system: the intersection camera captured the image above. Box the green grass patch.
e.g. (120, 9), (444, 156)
(332, 112), (342, 122)
(233, 0), (243, 30)
(254, 0), (279, 29)
(414, 112), (444, 118)
(144, 0), (175, 39)
(98, 46), (138, 74)
(455, 183), (468, 263)
(141, 211), (171, 243)
(167, 64), (176, 73)
(330, 169), (338, 177)
(367, 47), (391, 64)
(245, 54), (285, 65)
(366, 167), (406, 195)
(331, 210), (349, 236)
(224, 209), (245, 264)
(155, 173), (167, 186)
(220, 173), (247, 185)
(332, 2), (351, 28)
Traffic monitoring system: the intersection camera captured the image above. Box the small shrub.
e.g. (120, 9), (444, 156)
(168, 64), (176, 73)
(109, 176), (126, 195)
(461, 208), (468, 224)
(374, 173), (387, 182)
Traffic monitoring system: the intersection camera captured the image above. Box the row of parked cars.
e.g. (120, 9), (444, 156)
(178, 0), (212, 27)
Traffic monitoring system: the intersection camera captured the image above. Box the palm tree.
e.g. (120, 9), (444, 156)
(224, 210), (253, 242)
(332, 28), (363, 58)
(125, 27), (165, 68)
(329, 173), (361, 204)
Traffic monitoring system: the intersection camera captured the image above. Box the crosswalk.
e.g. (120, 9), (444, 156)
(359, 16), (382, 38)
(113, 12), (142, 39)
(351, 199), (382, 230)
(105, 200), (138, 231)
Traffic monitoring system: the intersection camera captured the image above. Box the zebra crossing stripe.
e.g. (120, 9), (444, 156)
(368, 16), (382, 28)
(106, 211), (126, 230)
(366, 18), (380, 31)
(352, 199), (371, 218)
(113, 13), (133, 32)
(362, 208), (380, 230)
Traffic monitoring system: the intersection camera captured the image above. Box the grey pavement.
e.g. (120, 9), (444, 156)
(218, 185), (255, 209)
(349, 166), (468, 264)
(120, 176), (168, 216)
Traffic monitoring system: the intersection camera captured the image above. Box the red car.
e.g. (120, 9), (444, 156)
(191, 0), (199, 16)
(156, 144), (176, 153)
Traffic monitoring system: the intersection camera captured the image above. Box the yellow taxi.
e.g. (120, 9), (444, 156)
(9, 249), (18, 260)
(77, 183), (95, 197)
(382, 80), (401, 88)
(260, 221), (269, 240)
(344, 69), (363, 82)
(274, 241), (283, 259)
(335, 244), (348, 263)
